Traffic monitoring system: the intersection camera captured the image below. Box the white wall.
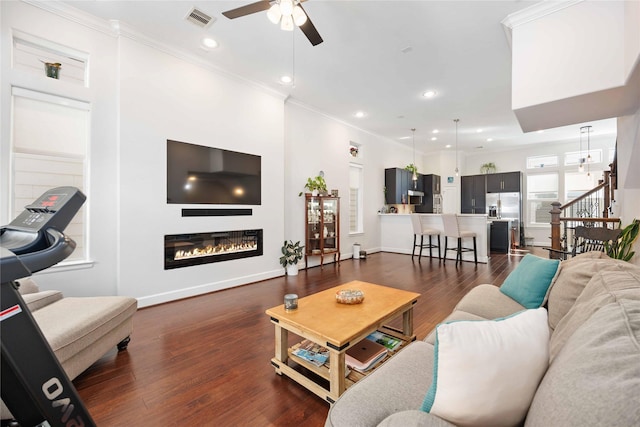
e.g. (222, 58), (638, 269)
(1, 1), (120, 296)
(1, 1), (286, 306)
(616, 107), (640, 266)
(510, 1), (640, 132)
(117, 38), (285, 306)
(284, 102), (417, 259)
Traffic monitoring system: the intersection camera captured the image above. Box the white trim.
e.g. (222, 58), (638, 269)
(136, 270), (282, 308)
(33, 259), (95, 275)
(501, 0), (584, 47)
(11, 86), (91, 111)
(23, 0), (289, 102)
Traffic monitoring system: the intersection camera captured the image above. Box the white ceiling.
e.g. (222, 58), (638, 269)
(61, 0), (617, 152)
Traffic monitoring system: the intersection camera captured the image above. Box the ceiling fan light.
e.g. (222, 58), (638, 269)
(292, 5), (307, 26)
(267, 4), (282, 24)
(280, 14), (294, 31)
(280, 0), (294, 16)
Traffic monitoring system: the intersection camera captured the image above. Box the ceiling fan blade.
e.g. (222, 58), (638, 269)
(222, 0), (272, 19)
(297, 4), (323, 46)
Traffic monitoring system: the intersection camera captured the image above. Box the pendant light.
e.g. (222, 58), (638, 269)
(584, 125), (592, 177)
(578, 126), (584, 173)
(454, 119), (460, 176)
(411, 128), (418, 184)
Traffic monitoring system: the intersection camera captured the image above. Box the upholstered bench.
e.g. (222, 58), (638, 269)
(1, 278), (138, 420)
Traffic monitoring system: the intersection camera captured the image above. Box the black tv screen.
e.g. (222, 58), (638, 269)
(167, 140), (261, 205)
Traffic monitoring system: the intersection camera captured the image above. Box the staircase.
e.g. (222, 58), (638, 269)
(548, 148), (620, 258)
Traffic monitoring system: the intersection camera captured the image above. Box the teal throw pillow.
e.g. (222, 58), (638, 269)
(500, 254), (560, 309)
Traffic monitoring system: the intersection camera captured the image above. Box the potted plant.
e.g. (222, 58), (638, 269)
(404, 164), (418, 175)
(280, 240), (304, 275)
(299, 175), (327, 196)
(606, 219), (639, 261)
(480, 162), (497, 174)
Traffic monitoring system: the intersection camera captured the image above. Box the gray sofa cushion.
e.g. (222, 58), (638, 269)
(550, 265), (640, 361)
(546, 252), (631, 331)
(454, 284), (526, 319)
(525, 299), (640, 426)
(378, 410), (457, 427)
(424, 310), (487, 345)
(325, 341), (438, 427)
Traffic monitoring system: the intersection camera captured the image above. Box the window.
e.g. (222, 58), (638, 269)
(11, 87), (90, 262)
(526, 154), (558, 169)
(349, 164), (364, 234)
(565, 149), (603, 166)
(526, 173), (558, 226)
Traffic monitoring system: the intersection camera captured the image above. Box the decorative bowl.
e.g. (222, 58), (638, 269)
(335, 289), (365, 305)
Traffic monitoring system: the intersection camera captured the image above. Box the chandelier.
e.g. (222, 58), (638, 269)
(267, 0), (307, 31)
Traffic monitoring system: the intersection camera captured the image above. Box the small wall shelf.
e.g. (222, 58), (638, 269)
(12, 30), (89, 87)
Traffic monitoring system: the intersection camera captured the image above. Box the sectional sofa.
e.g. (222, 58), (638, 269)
(325, 252), (640, 427)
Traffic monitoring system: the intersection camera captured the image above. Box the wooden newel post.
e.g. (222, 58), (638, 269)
(550, 201), (562, 259)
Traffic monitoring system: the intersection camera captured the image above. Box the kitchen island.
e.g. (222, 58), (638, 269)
(379, 213), (489, 263)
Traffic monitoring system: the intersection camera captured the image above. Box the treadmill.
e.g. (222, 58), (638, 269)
(1, 186), (96, 427)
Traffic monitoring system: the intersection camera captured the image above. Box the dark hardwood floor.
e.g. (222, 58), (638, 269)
(74, 250), (539, 426)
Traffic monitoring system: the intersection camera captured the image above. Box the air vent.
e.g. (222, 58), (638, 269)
(185, 7), (215, 28)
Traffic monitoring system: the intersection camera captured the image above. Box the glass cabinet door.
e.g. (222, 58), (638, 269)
(306, 197), (322, 255)
(305, 195), (340, 268)
(322, 198), (338, 252)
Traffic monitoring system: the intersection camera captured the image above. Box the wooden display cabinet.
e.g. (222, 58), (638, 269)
(305, 195), (340, 268)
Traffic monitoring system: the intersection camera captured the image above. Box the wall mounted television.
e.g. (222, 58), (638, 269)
(167, 140), (261, 205)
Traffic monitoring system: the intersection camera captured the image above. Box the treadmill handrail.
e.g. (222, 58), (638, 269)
(11, 229), (76, 276)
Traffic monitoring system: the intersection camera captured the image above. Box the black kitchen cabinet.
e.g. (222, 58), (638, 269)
(415, 174), (441, 213)
(490, 220), (510, 253)
(423, 174), (441, 195)
(385, 168), (413, 204)
(486, 172), (522, 193)
(461, 174), (486, 214)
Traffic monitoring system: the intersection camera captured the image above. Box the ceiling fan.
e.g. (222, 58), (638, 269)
(222, 0), (323, 46)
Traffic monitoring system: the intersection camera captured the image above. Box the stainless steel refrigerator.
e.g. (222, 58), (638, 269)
(486, 192), (523, 249)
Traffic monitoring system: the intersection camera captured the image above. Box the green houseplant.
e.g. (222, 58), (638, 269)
(480, 162), (497, 174)
(606, 219), (639, 261)
(280, 240), (304, 275)
(298, 175), (327, 196)
(404, 164), (418, 175)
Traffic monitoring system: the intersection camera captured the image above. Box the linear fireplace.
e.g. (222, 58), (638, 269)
(164, 229), (263, 269)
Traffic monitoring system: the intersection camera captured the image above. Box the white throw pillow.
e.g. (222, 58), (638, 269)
(421, 308), (549, 427)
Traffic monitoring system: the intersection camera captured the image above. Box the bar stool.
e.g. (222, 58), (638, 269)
(441, 213), (477, 266)
(410, 214), (441, 262)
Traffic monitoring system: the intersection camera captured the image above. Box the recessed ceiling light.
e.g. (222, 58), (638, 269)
(399, 136), (411, 140)
(280, 75), (293, 84)
(201, 37), (218, 49)
(537, 130), (545, 133)
(445, 144), (452, 148)
(431, 137), (437, 141)
(476, 129), (483, 133)
(432, 129), (439, 134)
(486, 138), (493, 142)
(354, 111), (366, 118)
(423, 90), (437, 98)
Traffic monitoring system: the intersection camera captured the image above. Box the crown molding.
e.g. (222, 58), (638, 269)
(21, 0), (288, 101)
(501, 0), (583, 48)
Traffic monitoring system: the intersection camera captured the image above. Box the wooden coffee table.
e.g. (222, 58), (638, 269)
(265, 281), (420, 403)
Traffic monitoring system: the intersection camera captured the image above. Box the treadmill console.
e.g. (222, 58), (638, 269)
(1, 186), (86, 256)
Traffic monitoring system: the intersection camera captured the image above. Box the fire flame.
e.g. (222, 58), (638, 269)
(174, 242), (257, 260)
